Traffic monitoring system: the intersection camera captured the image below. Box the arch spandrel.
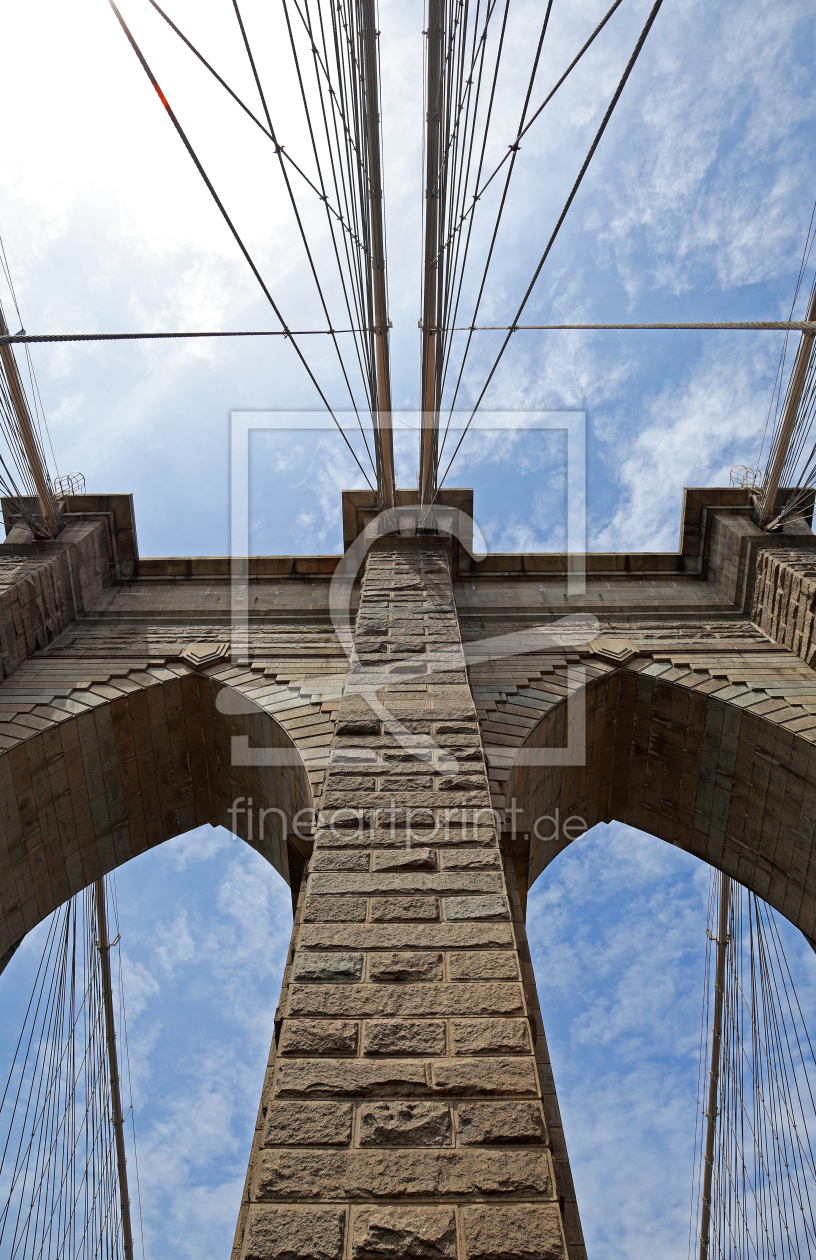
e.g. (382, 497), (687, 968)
(504, 662), (816, 946)
(0, 669), (315, 968)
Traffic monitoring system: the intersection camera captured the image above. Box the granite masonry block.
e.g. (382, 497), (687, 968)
(367, 952), (444, 983)
(447, 952), (520, 982)
(240, 1205), (346, 1260)
(313, 824), (497, 849)
(298, 923), (516, 951)
(369, 897), (439, 922)
(279, 1019), (359, 1057)
(455, 1101), (547, 1146)
(264, 1102), (354, 1147)
(451, 1019), (532, 1056)
(441, 848), (501, 870)
(274, 1059), (431, 1099)
(371, 847), (438, 872)
(363, 1020), (447, 1056)
(309, 850), (372, 872)
(350, 1206), (457, 1259)
(253, 1147), (554, 1201)
(462, 1204), (565, 1260)
(442, 895), (510, 921)
(291, 952), (365, 984)
(430, 1058), (538, 1096)
(302, 897), (368, 923)
(357, 1101), (453, 1147)
(309, 872), (503, 896)
(288, 983), (525, 1019)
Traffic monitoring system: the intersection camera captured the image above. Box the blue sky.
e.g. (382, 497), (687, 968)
(2, 0), (816, 1256)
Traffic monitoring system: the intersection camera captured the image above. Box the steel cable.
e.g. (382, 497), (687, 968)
(437, 0), (666, 494)
(107, 0), (375, 490)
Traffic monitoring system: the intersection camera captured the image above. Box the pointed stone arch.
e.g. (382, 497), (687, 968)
(506, 665), (816, 945)
(0, 671), (313, 969)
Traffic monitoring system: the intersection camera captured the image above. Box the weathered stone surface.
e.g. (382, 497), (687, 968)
(264, 1103), (354, 1147)
(441, 848), (500, 870)
(430, 1059), (538, 1096)
(436, 775), (487, 791)
(379, 774), (434, 791)
(240, 1205), (346, 1260)
(254, 1148), (554, 1200)
(363, 1020), (447, 1056)
(371, 847), (438, 872)
(298, 924), (516, 950)
(310, 850), (372, 872)
(336, 716), (380, 736)
(443, 896), (510, 921)
(291, 952), (365, 984)
(370, 897), (439, 922)
(279, 1019), (359, 1056)
(461, 1204), (565, 1260)
(451, 1019), (531, 1056)
(288, 983), (525, 1019)
(310, 872), (502, 895)
(448, 952), (519, 982)
(358, 1101), (452, 1147)
(302, 897), (368, 923)
(274, 1059), (429, 1098)
(456, 1102), (547, 1146)
(350, 1206), (457, 1259)
(313, 824), (496, 849)
(367, 952), (444, 983)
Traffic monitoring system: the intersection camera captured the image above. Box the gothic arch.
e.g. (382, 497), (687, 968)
(0, 671), (313, 969)
(506, 666), (816, 945)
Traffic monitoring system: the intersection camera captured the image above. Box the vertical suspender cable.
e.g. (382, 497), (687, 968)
(419, 0), (445, 505)
(758, 282), (816, 527)
(95, 877), (134, 1260)
(0, 304), (60, 536)
(699, 871), (730, 1260)
(358, 0), (395, 509)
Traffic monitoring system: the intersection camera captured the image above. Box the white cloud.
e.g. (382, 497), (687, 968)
(591, 334), (777, 550)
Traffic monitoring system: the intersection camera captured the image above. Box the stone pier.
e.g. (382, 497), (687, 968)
(232, 537), (576, 1260)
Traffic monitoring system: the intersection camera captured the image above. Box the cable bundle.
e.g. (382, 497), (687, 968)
(0, 879), (142, 1260)
(415, 0), (666, 501)
(112, 0), (402, 496)
(0, 243), (63, 539)
(690, 875), (816, 1260)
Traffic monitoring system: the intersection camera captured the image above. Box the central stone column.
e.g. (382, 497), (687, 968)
(232, 537), (582, 1260)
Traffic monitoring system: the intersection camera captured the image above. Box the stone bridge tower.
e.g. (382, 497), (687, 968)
(0, 486), (815, 1260)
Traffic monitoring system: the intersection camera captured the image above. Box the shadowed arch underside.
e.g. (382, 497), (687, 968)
(0, 671), (312, 966)
(507, 666), (816, 944)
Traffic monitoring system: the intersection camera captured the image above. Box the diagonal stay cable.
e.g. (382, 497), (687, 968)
(279, 0), (376, 463)
(307, 0), (373, 362)
(437, 0), (510, 406)
(437, 0), (626, 264)
(324, 0), (375, 378)
(106, 0), (374, 489)
(438, 0), (665, 492)
(146, 0), (366, 250)
(230, 0), (374, 463)
(288, 0), (373, 197)
(439, 0), (554, 452)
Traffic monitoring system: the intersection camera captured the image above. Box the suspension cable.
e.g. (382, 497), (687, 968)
(106, 0), (375, 490)
(437, 0), (665, 493)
